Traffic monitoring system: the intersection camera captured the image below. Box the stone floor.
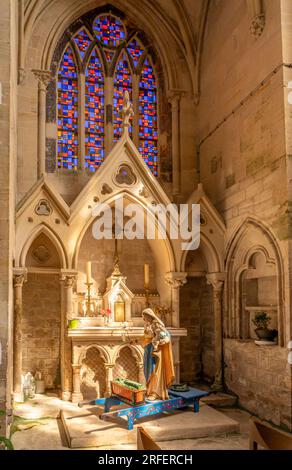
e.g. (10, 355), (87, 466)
(11, 393), (251, 450)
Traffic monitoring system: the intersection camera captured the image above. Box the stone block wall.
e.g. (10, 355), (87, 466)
(224, 339), (292, 431)
(180, 277), (214, 383)
(22, 273), (61, 389)
(78, 224), (157, 294)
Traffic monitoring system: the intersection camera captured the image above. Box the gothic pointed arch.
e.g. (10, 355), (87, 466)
(225, 217), (285, 346)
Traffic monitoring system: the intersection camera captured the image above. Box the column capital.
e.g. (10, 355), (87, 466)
(60, 270), (78, 287)
(72, 364), (82, 371)
(206, 273), (225, 292)
(167, 89), (185, 107)
(32, 69), (53, 90)
(104, 363), (115, 369)
(165, 272), (187, 289)
(13, 268), (28, 287)
(246, 0), (265, 38)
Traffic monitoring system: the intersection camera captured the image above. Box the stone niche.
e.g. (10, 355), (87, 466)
(80, 345), (141, 400)
(22, 273), (61, 389)
(241, 252), (278, 340)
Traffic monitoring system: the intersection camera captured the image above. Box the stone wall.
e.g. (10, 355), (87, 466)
(197, 0), (286, 234)
(0, 0), (17, 437)
(180, 277), (214, 383)
(224, 339), (292, 431)
(22, 273), (61, 389)
(78, 223), (157, 294)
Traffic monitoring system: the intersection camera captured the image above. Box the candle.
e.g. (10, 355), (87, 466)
(86, 261), (91, 284)
(144, 263), (150, 289)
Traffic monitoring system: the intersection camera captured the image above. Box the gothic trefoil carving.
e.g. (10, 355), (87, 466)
(35, 199), (52, 216)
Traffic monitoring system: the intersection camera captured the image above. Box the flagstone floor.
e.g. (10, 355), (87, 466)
(11, 393), (250, 450)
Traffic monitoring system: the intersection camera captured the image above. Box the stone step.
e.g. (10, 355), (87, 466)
(202, 392), (238, 408)
(61, 403), (240, 449)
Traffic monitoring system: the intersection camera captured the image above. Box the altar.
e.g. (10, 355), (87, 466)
(62, 250), (187, 403)
(68, 325), (187, 403)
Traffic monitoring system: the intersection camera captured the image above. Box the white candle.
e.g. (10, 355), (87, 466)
(144, 264), (150, 289)
(86, 261), (91, 284)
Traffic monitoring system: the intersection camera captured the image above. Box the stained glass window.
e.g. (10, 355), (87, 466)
(139, 58), (158, 175)
(85, 49), (105, 172)
(114, 54), (132, 141)
(127, 38), (144, 69)
(56, 14), (159, 175)
(73, 29), (91, 60)
(93, 14), (126, 46)
(57, 46), (78, 170)
(104, 49), (115, 65)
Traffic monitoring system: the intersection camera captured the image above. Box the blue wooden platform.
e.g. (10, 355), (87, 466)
(78, 387), (209, 430)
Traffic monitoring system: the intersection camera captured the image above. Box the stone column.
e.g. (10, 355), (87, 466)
(104, 363), (115, 397)
(165, 272), (187, 327)
(32, 70), (52, 178)
(137, 362), (145, 385)
(168, 91), (183, 197)
(206, 273), (225, 391)
(71, 364), (82, 403)
(60, 272), (77, 401)
(13, 269), (27, 402)
(171, 338), (180, 383)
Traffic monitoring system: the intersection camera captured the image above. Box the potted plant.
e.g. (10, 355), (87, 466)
(252, 311), (278, 341)
(68, 318), (79, 329)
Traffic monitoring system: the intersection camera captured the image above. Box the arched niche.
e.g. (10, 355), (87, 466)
(113, 346), (139, 382)
(74, 194), (175, 305)
(81, 347), (106, 399)
(25, 233), (61, 269)
(76, 219), (158, 294)
(19, 224), (68, 269)
(22, 230), (63, 390)
(225, 218), (285, 346)
(180, 247), (215, 383)
(240, 251), (278, 340)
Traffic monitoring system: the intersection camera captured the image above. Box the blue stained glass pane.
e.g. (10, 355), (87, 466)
(57, 46), (78, 170)
(139, 58), (158, 176)
(85, 49), (105, 172)
(127, 38), (144, 68)
(73, 29), (91, 60)
(93, 15), (126, 47)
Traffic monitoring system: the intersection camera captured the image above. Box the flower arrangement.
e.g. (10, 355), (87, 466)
(101, 308), (111, 324)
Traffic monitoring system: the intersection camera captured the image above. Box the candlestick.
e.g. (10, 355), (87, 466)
(144, 263), (150, 289)
(145, 288), (150, 308)
(86, 261), (91, 284)
(85, 282), (93, 317)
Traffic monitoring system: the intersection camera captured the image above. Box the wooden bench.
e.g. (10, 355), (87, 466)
(249, 416), (292, 450)
(137, 426), (161, 450)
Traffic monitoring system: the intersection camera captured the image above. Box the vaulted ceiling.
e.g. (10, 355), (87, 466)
(22, 0), (208, 96)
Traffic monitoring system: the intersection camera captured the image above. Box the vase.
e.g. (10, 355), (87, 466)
(255, 328), (278, 341)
